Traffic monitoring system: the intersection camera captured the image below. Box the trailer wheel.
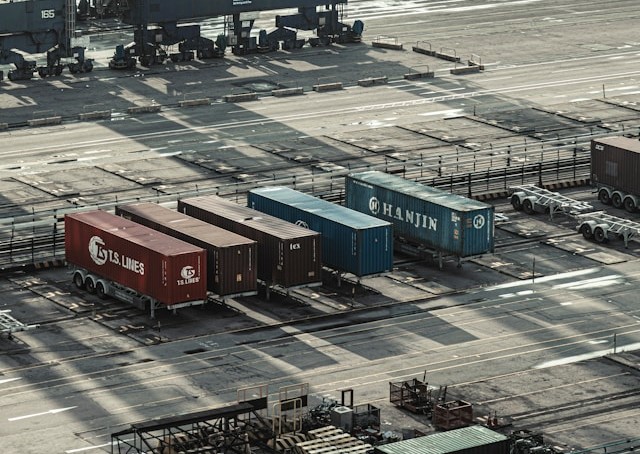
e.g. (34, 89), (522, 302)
(85, 277), (96, 294)
(580, 224), (593, 240)
(624, 197), (637, 213)
(612, 193), (623, 209)
(598, 189), (611, 205)
(96, 282), (107, 300)
(594, 226), (608, 243)
(523, 198), (534, 215)
(73, 272), (85, 290)
(511, 195), (523, 211)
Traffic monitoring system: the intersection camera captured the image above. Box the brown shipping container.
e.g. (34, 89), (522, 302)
(178, 196), (322, 288)
(591, 137), (640, 196)
(116, 202), (257, 297)
(65, 210), (207, 306)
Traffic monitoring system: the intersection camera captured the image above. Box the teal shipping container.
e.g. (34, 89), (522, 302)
(346, 171), (494, 258)
(374, 425), (509, 454)
(248, 186), (393, 277)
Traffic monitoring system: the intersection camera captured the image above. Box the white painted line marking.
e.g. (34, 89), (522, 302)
(481, 76), (514, 82)
(488, 268), (600, 291)
(8, 406), (77, 421)
(418, 109), (463, 117)
(65, 440), (131, 453)
(535, 342), (640, 369)
(0, 377), (21, 385)
(552, 275), (621, 290)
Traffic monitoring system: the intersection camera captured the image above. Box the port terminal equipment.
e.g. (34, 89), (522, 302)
(575, 211), (640, 247)
(0, 0), (94, 81)
(109, 0), (364, 68)
(509, 184), (593, 220)
(0, 310), (38, 339)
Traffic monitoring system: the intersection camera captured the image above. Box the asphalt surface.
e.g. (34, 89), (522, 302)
(2, 1), (640, 453)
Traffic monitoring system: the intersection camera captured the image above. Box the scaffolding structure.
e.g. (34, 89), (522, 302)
(111, 401), (270, 453)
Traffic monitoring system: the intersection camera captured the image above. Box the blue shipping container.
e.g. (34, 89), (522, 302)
(345, 171), (494, 257)
(248, 187), (393, 277)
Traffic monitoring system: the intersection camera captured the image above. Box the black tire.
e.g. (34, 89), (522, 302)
(96, 282), (107, 300)
(523, 198), (534, 215)
(511, 195), (523, 211)
(612, 192), (623, 209)
(598, 189), (611, 205)
(624, 197), (637, 213)
(85, 277), (96, 294)
(73, 272), (85, 290)
(594, 226), (608, 243)
(580, 224), (593, 240)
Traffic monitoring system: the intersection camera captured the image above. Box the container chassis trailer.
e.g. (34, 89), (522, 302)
(509, 184), (593, 220)
(66, 211), (208, 318)
(575, 211), (640, 247)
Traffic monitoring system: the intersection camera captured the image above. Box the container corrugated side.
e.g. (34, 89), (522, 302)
(373, 426), (509, 454)
(177, 196), (321, 288)
(248, 186), (393, 277)
(591, 137), (640, 196)
(116, 203), (257, 297)
(346, 171), (494, 257)
(65, 210), (207, 306)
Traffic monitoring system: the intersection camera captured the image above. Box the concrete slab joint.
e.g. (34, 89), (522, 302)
(435, 52), (461, 63)
(372, 41), (403, 50)
(412, 46), (436, 56)
(179, 98), (211, 107)
(403, 72), (435, 80)
(312, 82), (343, 92)
(372, 35), (403, 50)
(223, 93), (258, 102)
(272, 87), (304, 97)
(79, 111), (112, 121)
(357, 76), (388, 87)
(450, 65), (481, 75)
(127, 105), (161, 114)
(27, 116), (62, 127)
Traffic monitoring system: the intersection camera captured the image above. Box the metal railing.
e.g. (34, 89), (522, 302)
(0, 156), (590, 269)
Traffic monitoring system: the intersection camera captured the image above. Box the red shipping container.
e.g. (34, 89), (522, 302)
(65, 210), (207, 306)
